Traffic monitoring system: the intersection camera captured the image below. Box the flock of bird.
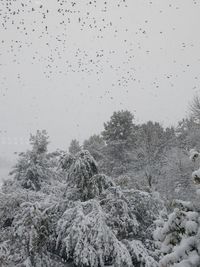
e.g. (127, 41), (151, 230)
(1, 0), (132, 84)
(0, 0), (199, 99)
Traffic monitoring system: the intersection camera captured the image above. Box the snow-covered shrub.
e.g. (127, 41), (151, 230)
(154, 199), (200, 267)
(0, 174), (66, 266)
(13, 202), (50, 266)
(125, 240), (158, 267)
(0, 200), (51, 266)
(0, 198), (69, 267)
(114, 175), (131, 189)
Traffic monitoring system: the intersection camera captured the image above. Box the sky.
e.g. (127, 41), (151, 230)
(0, 0), (200, 167)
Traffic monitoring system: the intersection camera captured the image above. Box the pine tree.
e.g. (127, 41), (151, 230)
(101, 110), (136, 175)
(30, 130), (49, 154)
(102, 110), (135, 144)
(10, 130), (52, 191)
(68, 139), (81, 155)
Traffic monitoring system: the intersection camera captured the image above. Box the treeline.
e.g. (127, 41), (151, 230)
(0, 96), (200, 266)
(68, 107), (200, 202)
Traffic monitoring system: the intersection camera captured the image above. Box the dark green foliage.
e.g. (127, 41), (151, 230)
(102, 110), (135, 144)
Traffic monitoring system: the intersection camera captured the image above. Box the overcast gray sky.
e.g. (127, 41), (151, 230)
(0, 0), (200, 163)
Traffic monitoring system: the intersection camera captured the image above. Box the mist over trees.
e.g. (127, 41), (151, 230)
(0, 97), (200, 266)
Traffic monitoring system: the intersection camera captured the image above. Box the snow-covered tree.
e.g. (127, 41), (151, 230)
(59, 152), (75, 171)
(0, 195), (68, 267)
(102, 110), (135, 144)
(83, 134), (105, 162)
(56, 199), (133, 267)
(101, 110), (137, 176)
(176, 118), (200, 150)
(12, 202), (51, 266)
(157, 147), (196, 201)
(67, 150), (98, 201)
(190, 94), (200, 123)
(69, 139), (81, 155)
(9, 130), (54, 191)
(0, 173), (68, 266)
(56, 149), (159, 266)
(135, 121), (175, 190)
(56, 191), (158, 267)
(0, 133), (164, 267)
(30, 130), (49, 154)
